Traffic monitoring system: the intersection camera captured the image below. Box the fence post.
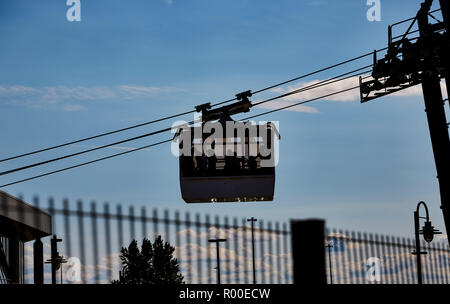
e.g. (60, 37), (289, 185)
(291, 219), (326, 285)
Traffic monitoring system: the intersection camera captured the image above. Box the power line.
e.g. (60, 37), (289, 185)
(0, 83), (363, 187)
(245, 86), (361, 120)
(0, 67), (372, 177)
(0, 52), (380, 164)
(1, 21), (427, 165)
(252, 68), (371, 107)
(0, 121), (193, 177)
(0, 110), (195, 163)
(0, 139), (172, 188)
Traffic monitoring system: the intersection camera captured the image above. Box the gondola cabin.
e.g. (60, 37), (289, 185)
(178, 121), (278, 203)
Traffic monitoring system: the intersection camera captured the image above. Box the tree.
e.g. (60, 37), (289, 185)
(113, 235), (184, 284)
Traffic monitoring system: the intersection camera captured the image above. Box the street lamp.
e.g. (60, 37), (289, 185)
(208, 238), (227, 284)
(412, 201), (441, 284)
(247, 217), (257, 284)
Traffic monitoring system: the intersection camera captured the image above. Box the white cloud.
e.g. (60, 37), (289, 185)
(119, 85), (181, 97)
(255, 77), (448, 114)
(42, 86), (116, 102)
(0, 83), (182, 111)
(255, 100), (320, 114)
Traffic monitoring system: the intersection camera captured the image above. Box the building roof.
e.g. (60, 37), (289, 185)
(0, 191), (52, 242)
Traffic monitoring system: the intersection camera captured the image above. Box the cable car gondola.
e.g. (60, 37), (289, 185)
(176, 91), (279, 203)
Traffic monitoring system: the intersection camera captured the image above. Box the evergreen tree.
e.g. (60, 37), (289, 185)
(113, 236), (184, 284)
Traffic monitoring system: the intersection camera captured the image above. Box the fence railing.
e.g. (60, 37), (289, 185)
(37, 196), (293, 284)
(3, 195), (450, 284)
(325, 229), (450, 284)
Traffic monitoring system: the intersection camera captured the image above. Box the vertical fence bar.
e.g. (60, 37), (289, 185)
(185, 212), (192, 284)
(443, 243), (450, 284)
(401, 238), (411, 284)
(358, 232), (367, 284)
(77, 200), (86, 284)
(434, 243), (443, 284)
(63, 199), (71, 260)
(259, 220), (265, 284)
(385, 236), (394, 284)
(331, 228), (337, 284)
(215, 215), (220, 284)
(350, 231), (358, 284)
(276, 222), (281, 284)
(406, 237), (415, 284)
(205, 214), (211, 284)
(224, 216), (230, 284)
(441, 242), (449, 284)
(423, 240), (431, 284)
(242, 218), (249, 284)
(376, 234), (385, 284)
(104, 203), (112, 283)
(233, 217), (240, 284)
(368, 233), (375, 284)
(282, 223), (289, 284)
(439, 243), (446, 284)
(392, 236), (401, 284)
(117, 205), (124, 267)
(397, 237), (408, 284)
(348, 231), (356, 284)
(164, 210), (170, 246)
(153, 209), (159, 239)
(195, 213), (202, 284)
(338, 229), (347, 284)
(429, 243), (437, 284)
(129, 206), (135, 242)
(141, 207), (147, 240)
(91, 202), (99, 283)
(374, 234), (382, 284)
(267, 221), (274, 284)
(175, 211), (181, 269)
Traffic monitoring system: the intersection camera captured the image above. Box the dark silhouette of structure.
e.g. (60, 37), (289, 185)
(0, 191), (52, 284)
(360, 0), (450, 246)
(291, 219), (326, 285)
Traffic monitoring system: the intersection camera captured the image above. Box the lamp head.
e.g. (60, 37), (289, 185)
(422, 221), (435, 243)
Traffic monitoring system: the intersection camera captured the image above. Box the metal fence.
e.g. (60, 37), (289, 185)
(325, 228), (450, 284)
(35, 196), (293, 284)
(5, 195), (450, 284)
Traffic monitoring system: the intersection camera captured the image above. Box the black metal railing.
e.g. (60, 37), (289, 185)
(325, 228), (450, 284)
(3, 195), (450, 284)
(34, 196), (292, 284)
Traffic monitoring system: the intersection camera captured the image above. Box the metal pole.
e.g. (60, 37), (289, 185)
(216, 243), (220, 285)
(33, 238), (43, 284)
(438, 0), (450, 104)
(247, 217), (257, 284)
(208, 239), (226, 285)
(418, 0), (450, 247)
(414, 211), (423, 284)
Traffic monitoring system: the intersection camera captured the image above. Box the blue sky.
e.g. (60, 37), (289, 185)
(0, 0), (448, 238)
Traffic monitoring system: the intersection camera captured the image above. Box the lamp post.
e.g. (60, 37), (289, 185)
(208, 238), (227, 284)
(247, 217), (257, 284)
(412, 201), (441, 284)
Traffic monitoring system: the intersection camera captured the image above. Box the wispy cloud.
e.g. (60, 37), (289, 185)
(0, 83), (182, 111)
(118, 85), (181, 97)
(254, 77), (447, 114)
